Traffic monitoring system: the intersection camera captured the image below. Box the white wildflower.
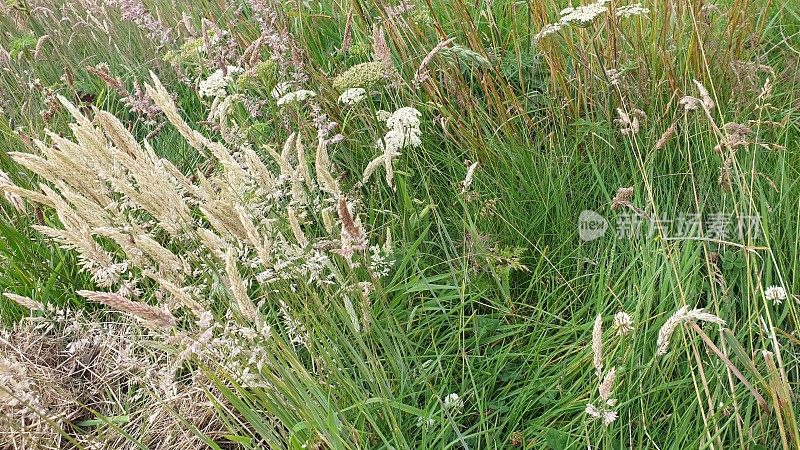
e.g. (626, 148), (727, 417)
(536, 0), (646, 43)
(198, 66), (243, 98)
(585, 403), (618, 426)
(615, 4), (650, 17)
(443, 393), (464, 414)
(363, 106), (423, 189)
(764, 285), (787, 304)
(271, 81), (294, 99)
(601, 409), (618, 425)
(386, 107), (422, 131)
(276, 89), (317, 106)
(534, 23), (563, 42)
(559, 0), (609, 27)
(337, 87), (367, 105)
(612, 311), (633, 336)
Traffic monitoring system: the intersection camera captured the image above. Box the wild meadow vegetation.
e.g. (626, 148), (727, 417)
(0, 0), (798, 448)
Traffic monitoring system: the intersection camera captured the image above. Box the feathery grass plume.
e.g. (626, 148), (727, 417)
(615, 108), (645, 136)
(343, 295), (361, 333)
(2, 293), (43, 311)
(145, 71), (209, 152)
(341, 8), (354, 54)
(235, 204), (273, 267)
(721, 122), (752, 150)
(287, 206), (308, 248)
(294, 133), (314, 191)
(144, 273), (204, 319)
(279, 300), (308, 347)
(678, 95), (703, 112)
(372, 24), (394, 70)
(585, 403), (618, 426)
(197, 228), (227, 260)
(598, 367), (616, 401)
(442, 44), (491, 68)
(462, 161), (479, 193)
(693, 79), (715, 110)
(413, 37), (456, 87)
(315, 137), (339, 195)
(718, 154), (734, 191)
(610, 186), (634, 211)
(338, 195), (365, 245)
(592, 314), (603, 378)
(0, 169), (24, 211)
(23, 189), (117, 278)
(224, 250), (258, 323)
(0, 47), (10, 67)
(77, 290), (176, 328)
(133, 233), (189, 279)
(656, 306), (726, 355)
(33, 35), (49, 60)
(654, 122), (677, 150)
(106, 0), (173, 44)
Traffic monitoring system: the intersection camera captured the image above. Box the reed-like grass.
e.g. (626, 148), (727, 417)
(1, 0), (799, 448)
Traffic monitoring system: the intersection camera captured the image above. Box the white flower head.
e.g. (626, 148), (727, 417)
(559, 0), (610, 26)
(764, 285), (787, 304)
(616, 4), (650, 18)
(443, 393), (464, 414)
(386, 107), (421, 131)
(585, 402), (618, 426)
(198, 66), (243, 98)
(271, 81), (294, 99)
(276, 89), (317, 106)
(612, 311), (633, 336)
(534, 23), (563, 42)
(363, 106), (424, 189)
(601, 409), (618, 426)
(338, 87), (367, 105)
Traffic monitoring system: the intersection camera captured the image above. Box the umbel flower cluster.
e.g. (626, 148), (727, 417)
(534, 0), (650, 42)
(3, 72), (394, 359)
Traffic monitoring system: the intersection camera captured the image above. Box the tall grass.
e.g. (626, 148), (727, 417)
(1, 0), (798, 448)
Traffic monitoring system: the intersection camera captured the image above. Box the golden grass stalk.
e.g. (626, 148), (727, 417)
(2, 293), (43, 311)
(76, 290), (175, 328)
(592, 314), (603, 378)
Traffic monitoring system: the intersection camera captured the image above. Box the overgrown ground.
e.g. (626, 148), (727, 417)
(1, 0), (799, 448)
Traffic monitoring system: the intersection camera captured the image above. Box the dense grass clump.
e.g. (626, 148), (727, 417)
(1, 0), (799, 448)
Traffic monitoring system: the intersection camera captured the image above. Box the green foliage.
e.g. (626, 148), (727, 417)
(1, 0), (799, 448)
(9, 33), (36, 59)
